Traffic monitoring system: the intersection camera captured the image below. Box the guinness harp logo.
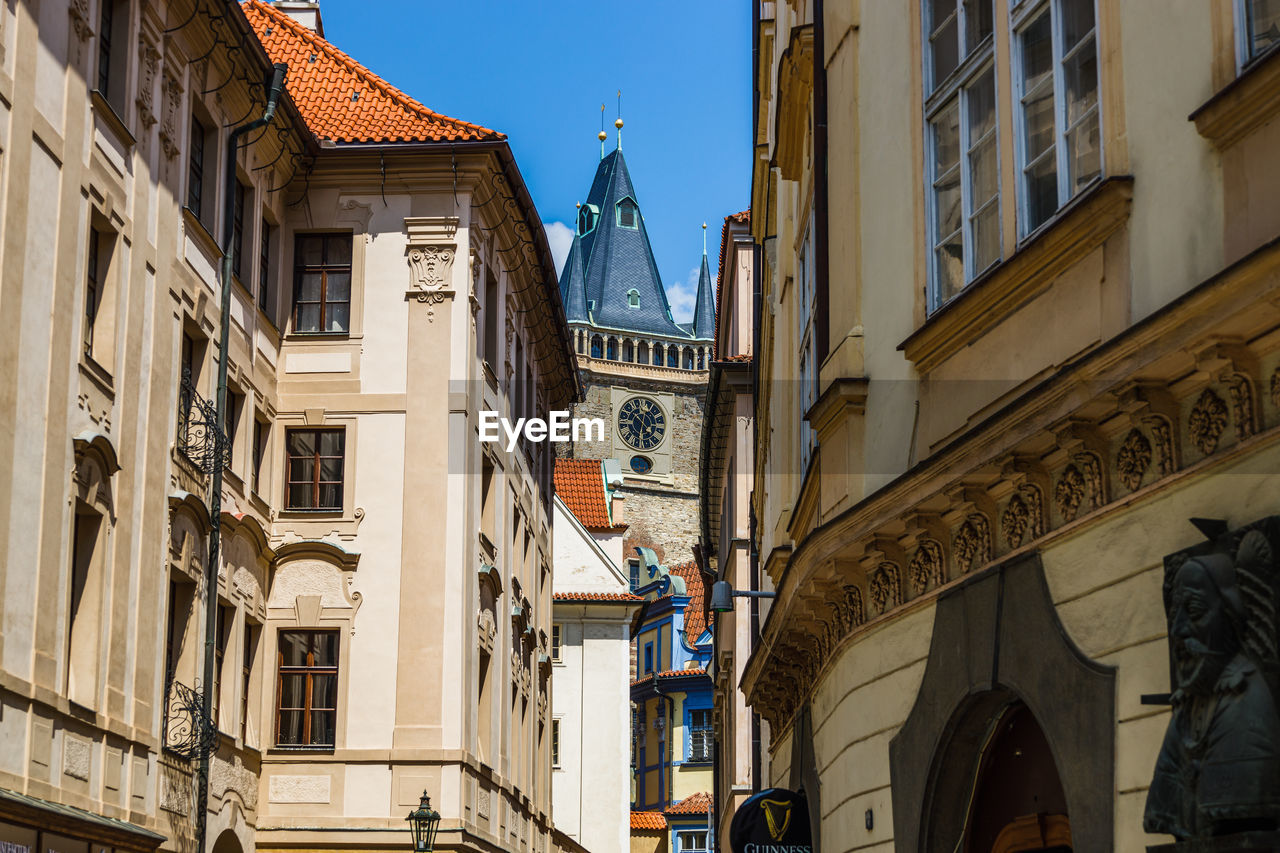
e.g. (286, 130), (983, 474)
(761, 798), (792, 841)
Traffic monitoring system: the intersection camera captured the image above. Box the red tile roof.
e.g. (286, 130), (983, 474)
(554, 459), (623, 532)
(630, 811), (667, 830)
(242, 1), (503, 143)
(666, 792), (713, 815)
(670, 560), (713, 641)
(631, 666), (710, 688)
(554, 592), (643, 603)
(714, 210), (750, 355)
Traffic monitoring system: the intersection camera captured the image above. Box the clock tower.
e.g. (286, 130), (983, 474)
(556, 141), (716, 569)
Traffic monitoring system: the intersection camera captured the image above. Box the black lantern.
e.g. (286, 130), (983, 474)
(406, 791), (441, 852)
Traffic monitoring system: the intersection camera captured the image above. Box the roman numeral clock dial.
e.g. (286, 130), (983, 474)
(617, 396), (665, 452)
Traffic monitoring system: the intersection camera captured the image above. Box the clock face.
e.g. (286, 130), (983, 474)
(617, 396), (666, 451)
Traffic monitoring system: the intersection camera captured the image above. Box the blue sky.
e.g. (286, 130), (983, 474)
(316, 1), (752, 322)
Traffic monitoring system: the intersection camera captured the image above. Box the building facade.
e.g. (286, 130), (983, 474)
(746, 0), (1280, 850)
(0, 4), (583, 853)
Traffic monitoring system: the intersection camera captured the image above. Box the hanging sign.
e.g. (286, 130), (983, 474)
(729, 787), (813, 853)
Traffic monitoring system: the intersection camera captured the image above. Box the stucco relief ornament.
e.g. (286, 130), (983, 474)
(136, 42), (161, 129)
(1145, 414), (1177, 478)
(1056, 464), (1086, 522)
(1271, 369), (1280, 410)
(477, 608), (496, 654)
(160, 68), (184, 160)
(908, 540), (944, 594)
(1145, 518), (1280, 841)
(1002, 495), (1031, 549)
(842, 584), (865, 631)
(406, 245), (455, 320)
(1228, 375), (1256, 440)
(1190, 388), (1230, 455)
(69, 0), (93, 42)
(1117, 428), (1153, 492)
(868, 564), (902, 615)
(953, 515), (991, 575)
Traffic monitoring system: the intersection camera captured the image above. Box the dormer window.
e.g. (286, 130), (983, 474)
(616, 198), (638, 229)
(627, 289), (640, 309)
(578, 204), (599, 236)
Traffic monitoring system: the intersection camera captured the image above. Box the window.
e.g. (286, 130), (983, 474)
(925, 0), (999, 307)
(551, 718), (561, 768)
(226, 390), (243, 467)
(213, 603), (231, 728)
(1015, 0), (1100, 236)
(578, 203), (599, 235)
(683, 347), (695, 370)
(644, 642), (653, 674)
(617, 198), (638, 229)
(259, 218), (274, 316)
(67, 505), (104, 706)
(292, 233), (353, 334)
(687, 708), (713, 763)
(627, 289), (640, 308)
(285, 428), (345, 511)
(607, 337), (618, 360)
(575, 329), (584, 354)
(638, 341), (649, 363)
(797, 224), (818, 470)
(164, 579), (193, 683)
(667, 346), (678, 368)
(251, 417), (268, 495)
(276, 630), (339, 748)
(678, 831), (709, 853)
(629, 559), (641, 592)
(551, 624), (562, 661)
(83, 227), (105, 360)
(623, 339), (634, 362)
(484, 272), (500, 366)
(232, 181), (248, 281)
(187, 114), (209, 222)
(95, 0), (127, 110)
(1241, 0), (1280, 65)
(241, 621), (258, 742)
(653, 344), (664, 366)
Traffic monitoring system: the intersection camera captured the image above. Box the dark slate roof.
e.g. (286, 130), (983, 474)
(561, 232), (589, 324)
(691, 252), (716, 339)
(576, 149), (710, 340)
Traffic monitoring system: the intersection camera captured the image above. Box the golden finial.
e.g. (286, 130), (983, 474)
(615, 117), (624, 129)
(597, 130), (608, 141)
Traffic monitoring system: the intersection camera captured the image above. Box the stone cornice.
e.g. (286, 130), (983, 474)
(1191, 45), (1280, 149)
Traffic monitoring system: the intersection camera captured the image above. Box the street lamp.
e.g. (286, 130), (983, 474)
(709, 580), (776, 613)
(406, 791), (441, 852)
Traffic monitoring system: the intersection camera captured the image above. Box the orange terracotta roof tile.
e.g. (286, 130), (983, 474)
(242, 1), (503, 143)
(666, 792), (713, 815)
(554, 459), (622, 532)
(554, 592), (643, 603)
(631, 811), (667, 830)
(669, 560), (713, 641)
(631, 666), (710, 688)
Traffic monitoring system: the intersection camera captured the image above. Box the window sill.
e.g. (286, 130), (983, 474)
(278, 508), (345, 517)
(1191, 43), (1280, 149)
(78, 354), (116, 398)
(90, 90), (135, 149)
(283, 331), (354, 342)
(899, 175), (1134, 373)
(183, 207), (221, 260)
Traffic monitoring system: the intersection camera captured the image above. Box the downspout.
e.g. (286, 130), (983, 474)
(652, 673), (675, 810)
(196, 62), (288, 853)
(750, 240), (763, 795)
(813, 0), (830, 363)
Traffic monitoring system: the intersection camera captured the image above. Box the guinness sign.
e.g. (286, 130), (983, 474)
(729, 788), (813, 853)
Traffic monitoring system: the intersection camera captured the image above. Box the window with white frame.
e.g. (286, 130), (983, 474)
(1239, 0), (1280, 65)
(551, 717), (561, 768)
(925, 0), (1000, 308)
(687, 708), (713, 763)
(1014, 0), (1101, 237)
(551, 624), (562, 661)
(677, 831), (709, 853)
(797, 220), (817, 471)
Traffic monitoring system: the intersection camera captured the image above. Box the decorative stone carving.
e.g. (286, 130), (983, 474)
(406, 246), (455, 305)
(1145, 517), (1280, 841)
(69, 0), (93, 42)
(1271, 369), (1280, 410)
(1002, 486), (1045, 549)
(477, 609), (496, 654)
(907, 540), (944, 595)
(160, 68), (184, 160)
(137, 42), (160, 129)
(1055, 465), (1086, 522)
(1228, 375), (1256, 440)
(1144, 414), (1177, 478)
(1117, 428), (1153, 492)
(1189, 388), (1229, 455)
(841, 584), (865, 630)
(1076, 451), (1104, 512)
(953, 514), (991, 575)
(868, 564), (901, 615)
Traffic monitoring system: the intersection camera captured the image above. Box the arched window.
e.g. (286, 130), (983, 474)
(697, 349), (705, 370)
(638, 342), (649, 364)
(667, 347), (678, 368)
(576, 330), (584, 354)
(607, 337), (618, 360)
(590, 335), (603, 359)
(622, 340), (634, 362)
(616, 198), (639, 229)
(578, 204), (599, 236)
(627, 289), (640, 309)
(683, 347), (695, 369)
(653, 344), (664, 366)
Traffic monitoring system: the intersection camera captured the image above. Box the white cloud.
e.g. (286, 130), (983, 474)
(666, 266), (700, 324)
(545, 221), (574, 277)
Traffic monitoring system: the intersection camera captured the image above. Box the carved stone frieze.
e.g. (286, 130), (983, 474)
(841, 584), (865, 630)
(136, 42), (160, 129)
(1055, 464), (1086, 522)
(868, 564), (902, 615)
(1117, 428), (1153, 492)
(1189, 387), (1229, 455)
(159, 67), (183, 160)
(1228, 374), (1256, 439)
(1271, 368), (1280, 409)
(1143, 414), (1177, 478)
(907, 539), (944, 595)
(953, 514), (991, 575)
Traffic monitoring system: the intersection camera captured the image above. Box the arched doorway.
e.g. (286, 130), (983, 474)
(211, 829), (243, 853)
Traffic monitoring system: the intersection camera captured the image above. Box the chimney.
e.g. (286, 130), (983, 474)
(610, 494), (626, 527)
(271, 1), (324, 36)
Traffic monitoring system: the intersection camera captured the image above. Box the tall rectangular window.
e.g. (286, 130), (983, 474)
(212, 603), (231, 728)
(83, 229), (102, 359)
(925, 0), (999, 308)
(252, 417), (268, 495)
(629, 559), (641, 592)
(276, 630), (339, 748)
(285, 428), (345, 511)
(1241, 0), (1280, 64)
(551, 718), (561, 768)
(67, 507), (104, 706)
(187, 115), (207, 219)
(241, 621), (258, 742)
(96, 0), (114, 95)
(292, 234), (353, 334)
(644, 642), (653, 675)
(797, 222), (817, 470)
(1016, 0), (1100, 236)
(259, 218), (273, 316)
(226, 390), (243, 467)
(687, 708), (713, 763)
(232, 181), (247, 280)
(551, 624), (562, 661)
(483, 272), (499, 367)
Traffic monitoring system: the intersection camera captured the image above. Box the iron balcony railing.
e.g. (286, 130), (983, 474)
(176, 368), (230, 474)
(162, 677), (220, 761)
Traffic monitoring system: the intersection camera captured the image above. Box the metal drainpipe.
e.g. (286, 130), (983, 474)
(652, 673), (675, 810)
(195, 62), (287, 853)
